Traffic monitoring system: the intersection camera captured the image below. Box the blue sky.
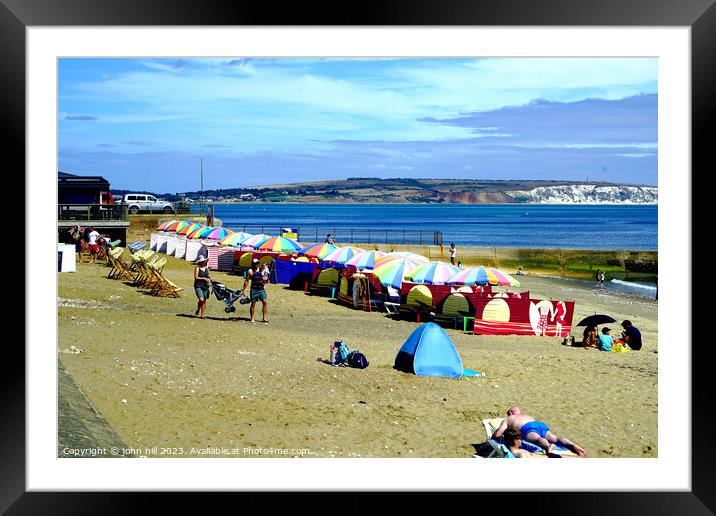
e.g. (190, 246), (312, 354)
(58, 57), (657, 193)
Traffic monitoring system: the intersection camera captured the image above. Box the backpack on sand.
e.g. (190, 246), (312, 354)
(347, 351), (369, 369)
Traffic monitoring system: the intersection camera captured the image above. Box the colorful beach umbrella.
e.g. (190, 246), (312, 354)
(164, 220), (191, 233)
(257, 236), (304, 253)
(219, 232), (254, 247)
(446, 266), (521, 287)
(384, 251), (429, 263)
(344, 250), (386, 270)
(321, 246), (366, 265)
(177, 222), (203, 236)
(300, 243), (338, 260)
(373, 253), (429, 270)
(404, 261), (461, 285)
(203, 227), (233, 241)
(241, 233), (272, 248)
(372, 257), (421, 289)
(187, 226), (215, 240)
(157, 220), (177, 231)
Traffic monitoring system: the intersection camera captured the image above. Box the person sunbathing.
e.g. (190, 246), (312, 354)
(492, 405), (588, 457)
(502, 428), (540, 458)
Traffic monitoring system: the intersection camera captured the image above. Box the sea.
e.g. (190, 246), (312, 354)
(207, 203), (657, 251)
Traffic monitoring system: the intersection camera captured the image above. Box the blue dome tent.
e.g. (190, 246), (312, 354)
(394, 322), (464, 378)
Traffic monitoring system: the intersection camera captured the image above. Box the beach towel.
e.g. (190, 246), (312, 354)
(481, 418), (578, 457)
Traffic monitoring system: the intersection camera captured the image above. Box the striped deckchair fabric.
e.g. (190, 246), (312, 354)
(147, 258), (181, 297)
(106, 248), (133, 281)
(131, 251), (157, 287)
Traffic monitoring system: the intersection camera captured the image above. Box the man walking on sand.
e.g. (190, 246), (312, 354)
(491, 405), (588, 457)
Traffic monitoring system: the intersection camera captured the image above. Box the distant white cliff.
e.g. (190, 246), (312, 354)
(505, 184), (658, 204)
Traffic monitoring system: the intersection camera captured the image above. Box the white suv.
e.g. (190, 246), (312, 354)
(121, 194), (175, 214)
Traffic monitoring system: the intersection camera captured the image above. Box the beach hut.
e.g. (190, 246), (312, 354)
(185, 240), (213, 263)
(394, 323), (464, 378)
(165, 234), (179, 255)
(174, 236), (187, 259)
(207, 246), (237, 271)
(155, 233), (169, 253)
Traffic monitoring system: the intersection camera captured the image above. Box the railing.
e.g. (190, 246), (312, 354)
(174, 201), (192, 214)
(229, 225), (443, 246)
(58, 204), (128, 222)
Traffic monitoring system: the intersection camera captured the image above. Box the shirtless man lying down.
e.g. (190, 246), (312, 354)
(491, 405), (588, 457)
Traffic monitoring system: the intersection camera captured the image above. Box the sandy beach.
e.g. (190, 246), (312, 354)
(57, 244), (658, 459)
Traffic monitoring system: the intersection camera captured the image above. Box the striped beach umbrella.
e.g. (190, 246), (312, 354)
(219, 232), (254, 247)
(177, 222), (203, 236)
(321, 246), (366, 265)
(299, 242), (338, 260)
(241, 233), (272, 248)
(446, 266), (521, 287)
(344, 250), (386, 270)
(404, 261), (461, 285)
(372, 257), (421, 289)
(257, 236), (304, 253)
(164, 220), (191, 233)
(203, 227), (233, 241)
(187, 226), (215, 240)
(384, 251), (429, 264)
(373, 253), (428, 270)
(157, 220), (177, 231)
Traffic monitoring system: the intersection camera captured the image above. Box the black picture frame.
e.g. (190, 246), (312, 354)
(6, 0), (709, 512)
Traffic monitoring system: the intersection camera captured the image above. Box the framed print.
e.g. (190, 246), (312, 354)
(6, 0), (712, 512)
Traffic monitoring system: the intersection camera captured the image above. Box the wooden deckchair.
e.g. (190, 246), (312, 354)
(147, 258), (182, 297)
(132, 252), (156, 287)
(107, 248), (133, 281)
(141, 256), (165, 292)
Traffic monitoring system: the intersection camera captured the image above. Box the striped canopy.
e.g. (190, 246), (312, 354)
(344, 250), (386, 270)
(384, 251), (429, 263)
(164, 220), (191, 233)
(446, 266), (521, 287)
(219, 232), (254, 247)
(187, 226), (215, 240)
(346, 251), (385, 269)
(177, 222), (203, 236)
(203, 227), (233, 241)
(321, 246), (366, 265)
(241, 233), (272, 248)
(300, 242), (338, 260)
(404, 261), (461, 285)
(374, 253), (428, 270)
(157, 220), (177, 231)
(371, 257), (421, 289)
(257, 237), (304, 253)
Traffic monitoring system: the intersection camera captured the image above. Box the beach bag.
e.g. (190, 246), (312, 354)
(612, 342), (630, 353)
(347, 351), (369, 369)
